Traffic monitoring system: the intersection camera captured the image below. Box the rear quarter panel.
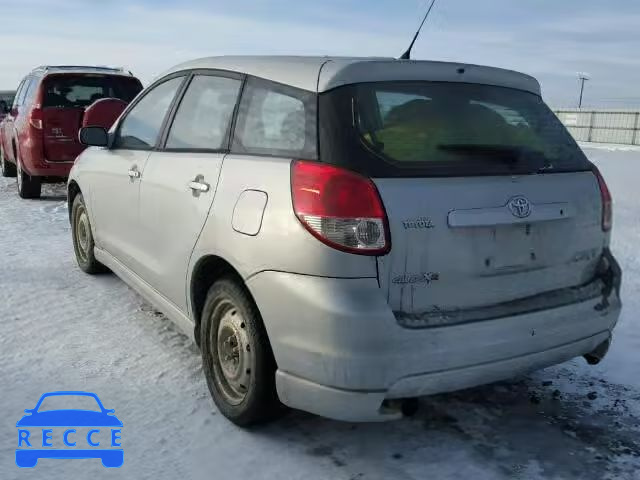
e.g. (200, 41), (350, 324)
(188, 155), (378, 316)
(14, 99), (44, 172)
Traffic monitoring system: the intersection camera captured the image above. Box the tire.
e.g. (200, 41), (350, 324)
(0, 143), (17, 177)
(16, 157), (41, 199)
(71, 193), (108, 274)
(200, 277), (283, 426)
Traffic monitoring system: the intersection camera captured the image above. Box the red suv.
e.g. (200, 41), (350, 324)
(0, 66), (143, 198)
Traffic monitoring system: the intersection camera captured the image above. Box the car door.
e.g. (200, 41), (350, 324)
(88, 75), (186, 273)
(135, 71), (244, 312)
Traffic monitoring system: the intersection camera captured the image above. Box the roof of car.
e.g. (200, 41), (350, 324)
(30, 65), (135, 77)
(164, 56), (541, 95)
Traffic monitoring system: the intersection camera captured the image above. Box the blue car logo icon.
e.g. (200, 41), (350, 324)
(16, 391), (123, 468)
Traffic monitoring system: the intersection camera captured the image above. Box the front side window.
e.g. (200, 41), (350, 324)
(232, 77), (316, 159)
(166, 75), (242, 150)
(115, 76), (184, 150)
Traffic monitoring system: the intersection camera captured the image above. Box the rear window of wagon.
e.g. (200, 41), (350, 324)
(42, 74), (143, 108)
(318, 81), (591, 177)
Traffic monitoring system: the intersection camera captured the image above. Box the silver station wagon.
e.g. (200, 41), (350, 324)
(69, 56), (622, 425)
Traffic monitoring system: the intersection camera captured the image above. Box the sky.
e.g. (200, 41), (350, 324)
(0, 0), (639, 108)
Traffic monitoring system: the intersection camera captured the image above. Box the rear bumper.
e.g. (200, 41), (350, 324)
(0, 153), (67, 178)
(26, 160), (73, 178)
(248, 264), (621, 422)
(276, 331), (610, 422)
(19, 140), (74, 178)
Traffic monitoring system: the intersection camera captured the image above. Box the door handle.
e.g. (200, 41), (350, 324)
(128, 168), (141, 179)
(189, 180), (210, 193)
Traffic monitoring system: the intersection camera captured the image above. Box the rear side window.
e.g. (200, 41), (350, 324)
(319, 81), (590, 177)
(23, 78), (39, 105)
(42, 74), (143, 108)
(115, 76), (184, 150)
(14, 78), (31, 106)
(232, 77), (316, 159)
(12, 80), (26, 108)
(166, 75), (242, 150)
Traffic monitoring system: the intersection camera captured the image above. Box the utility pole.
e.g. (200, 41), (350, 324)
(577, 72), (591, 109)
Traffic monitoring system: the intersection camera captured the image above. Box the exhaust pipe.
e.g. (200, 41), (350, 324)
(401, 398), (420, 417)
(381, 398), (421, 417)
(584, 337), (611, 365)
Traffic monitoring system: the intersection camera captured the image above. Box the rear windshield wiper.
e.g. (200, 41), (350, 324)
(437, 143), (552, 168)
(437, 143), (527, 163)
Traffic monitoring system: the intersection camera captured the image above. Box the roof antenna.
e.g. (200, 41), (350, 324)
(399, 0), (438, 60)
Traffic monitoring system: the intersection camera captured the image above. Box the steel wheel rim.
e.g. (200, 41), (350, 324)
(75, 206), (91, 263)
(212, 300), (251, 405)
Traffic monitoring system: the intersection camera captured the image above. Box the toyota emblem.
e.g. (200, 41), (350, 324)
(507, 196), (532, 218)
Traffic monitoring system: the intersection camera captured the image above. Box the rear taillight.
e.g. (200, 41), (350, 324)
(593, 167), (612, 232)
(29, 106), (43, 130)
(291, 160), (390, 255)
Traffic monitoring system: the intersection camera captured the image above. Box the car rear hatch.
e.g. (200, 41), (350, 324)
(319, 80), (609, 323)
(40, 73), (142, 162)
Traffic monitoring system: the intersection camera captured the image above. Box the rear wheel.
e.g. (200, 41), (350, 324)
(200, 277), (283, 426)
(16, 157), (41, 198)
(0, 143), (16, 177)
(71, 193), (108, 274)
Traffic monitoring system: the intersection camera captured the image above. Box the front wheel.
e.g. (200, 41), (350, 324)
(16, 158), (41, 199)
(71, 193), (108, 274)
(200, 277), (283, 426)
(0, 144), (16, 177)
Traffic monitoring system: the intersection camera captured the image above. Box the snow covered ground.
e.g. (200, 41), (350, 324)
(1, 145), (639, 480)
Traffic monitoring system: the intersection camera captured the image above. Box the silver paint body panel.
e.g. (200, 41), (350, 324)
(68, 56), (621, 422)
(232, 190), (268, 236)
(164, 56), (541, 95)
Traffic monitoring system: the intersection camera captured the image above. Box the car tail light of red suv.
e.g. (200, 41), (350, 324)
(291, 160), (391, 255)
(29, 105), (44, 130)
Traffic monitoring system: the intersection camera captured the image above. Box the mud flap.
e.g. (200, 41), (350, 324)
(595, 248), (622, 312)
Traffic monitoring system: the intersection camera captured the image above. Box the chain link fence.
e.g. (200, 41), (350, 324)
(554, 109), (640, 145)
